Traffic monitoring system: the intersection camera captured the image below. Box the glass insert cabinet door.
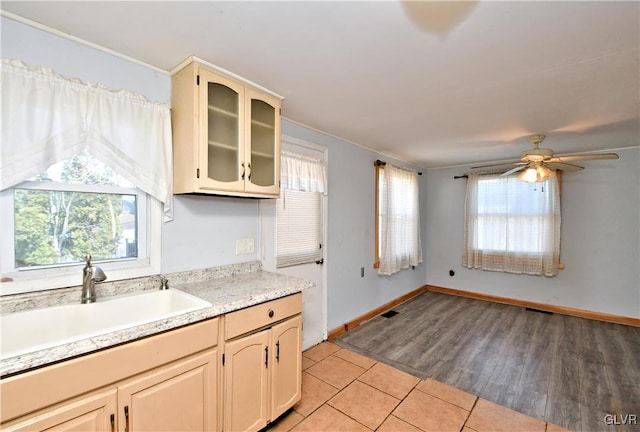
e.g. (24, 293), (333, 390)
(245, 88), (280, 195)
(199, 70), (245, 191)
(198, 68), (280, 196)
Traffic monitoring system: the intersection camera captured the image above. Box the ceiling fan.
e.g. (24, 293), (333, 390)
(471, 134), (619, 182)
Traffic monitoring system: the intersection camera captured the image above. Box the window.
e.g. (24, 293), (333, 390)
(375, 162), (422, 275)
(275, 150), (326, 268)
(462, 173), (561, 276)
(276, 189), (322, 268)
(0, 152), (160, 294)
(1, 59), (170, 295)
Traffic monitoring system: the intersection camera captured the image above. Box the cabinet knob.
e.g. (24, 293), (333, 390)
(268, 309), (274, 318)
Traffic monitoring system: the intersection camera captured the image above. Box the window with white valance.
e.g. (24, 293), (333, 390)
(276, 151), (326, 268)
(0, 58), (173, 219)
(0, 59), (171, 293)
(462, 173), (561, 276)
(376, 163), (423, 276)
(279, 150), (327, 194)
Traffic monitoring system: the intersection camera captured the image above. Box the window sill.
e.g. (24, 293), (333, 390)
(0, 259), (160, 296)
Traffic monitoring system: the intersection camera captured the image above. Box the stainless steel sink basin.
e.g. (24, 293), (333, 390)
(0, 289), (212, 360)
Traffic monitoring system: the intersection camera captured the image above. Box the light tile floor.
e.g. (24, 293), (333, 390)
(268, 342), (572, 432)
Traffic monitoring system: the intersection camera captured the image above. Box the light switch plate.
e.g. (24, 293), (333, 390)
(236, 238), (255, 255)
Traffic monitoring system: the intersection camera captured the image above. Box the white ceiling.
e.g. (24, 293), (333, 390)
(2, 1), (639, 168)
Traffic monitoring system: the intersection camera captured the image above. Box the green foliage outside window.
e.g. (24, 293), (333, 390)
(13, 153), (136, 268)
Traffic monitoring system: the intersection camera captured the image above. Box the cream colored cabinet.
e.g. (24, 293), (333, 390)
(1, 319), (220, 432)
(222, 294), (302, 432)
(117, 349), (217, 432)
(270, 316), (302, 420)
(223, 330), (270, 432)
(1, 389), (117, 432)
(172, 58), (283, 198)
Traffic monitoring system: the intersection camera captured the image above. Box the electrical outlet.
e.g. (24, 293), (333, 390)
(235, 239), (244, 255)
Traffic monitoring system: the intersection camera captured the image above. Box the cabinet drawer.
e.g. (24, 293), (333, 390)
(225, 293), (301, 340)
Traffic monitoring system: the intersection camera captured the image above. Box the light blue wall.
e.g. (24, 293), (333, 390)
(424, 147), (640, 318)
(282, 120), (428, 330)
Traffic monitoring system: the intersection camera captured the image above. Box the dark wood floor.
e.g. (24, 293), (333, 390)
(335, 291), (640, 432)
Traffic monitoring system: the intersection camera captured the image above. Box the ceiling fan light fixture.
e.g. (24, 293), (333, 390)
(519, 164), (553, 182)
(519, 167), (539, 182)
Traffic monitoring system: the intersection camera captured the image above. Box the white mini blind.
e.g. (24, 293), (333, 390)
(275, 150), (325, 268)
(276, 189), (322, 268)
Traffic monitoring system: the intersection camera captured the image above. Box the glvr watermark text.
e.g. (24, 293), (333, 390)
(604, 414), (637, 426)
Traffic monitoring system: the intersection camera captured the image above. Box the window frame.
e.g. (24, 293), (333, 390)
(374, 162), (383, 269)
(463, 170), (564, 272)
(374, 161), (422, 271)
(0, 178), (161, 296)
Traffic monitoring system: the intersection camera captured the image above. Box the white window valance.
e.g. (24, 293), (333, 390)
(280, 150), (327, 194)
(0, 59), (173, 220)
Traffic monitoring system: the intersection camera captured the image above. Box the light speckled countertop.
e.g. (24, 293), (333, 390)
(0, 262), (313, 377)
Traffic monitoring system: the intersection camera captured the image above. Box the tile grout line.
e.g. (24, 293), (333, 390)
(375, 378), (424, 431)
(461, 394), (481, 431)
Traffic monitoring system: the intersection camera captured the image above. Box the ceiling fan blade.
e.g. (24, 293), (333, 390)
(501, 165), (527, 176)
(470, 161), (523, 170)
(545, 162), (584, 172)
(549, 153), (619, 163)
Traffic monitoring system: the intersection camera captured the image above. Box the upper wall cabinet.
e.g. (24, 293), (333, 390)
(172, 57), (283, 198)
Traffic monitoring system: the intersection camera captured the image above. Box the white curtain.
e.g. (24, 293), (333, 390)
(462, 173), (561, 276)
(378, 164), (422, 276)
(0, 59), (173, 220)
(280, 150), (327, 194)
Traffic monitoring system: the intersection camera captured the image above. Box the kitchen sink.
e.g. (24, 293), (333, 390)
(0, 289), (212, 360)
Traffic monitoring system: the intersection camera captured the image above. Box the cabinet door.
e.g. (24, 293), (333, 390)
(244, 88), (281, 196)
(198, 68), (246, 193)
(270, 315), (302, 420)
(223, 330), (270, 432)
(117, 349), (217, 432)
(2, 389), (117, 432)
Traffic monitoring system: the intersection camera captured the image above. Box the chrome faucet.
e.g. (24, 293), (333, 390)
(81, 255), (107, 304)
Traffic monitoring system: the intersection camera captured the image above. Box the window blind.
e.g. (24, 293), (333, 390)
(276, 189), (322, 268)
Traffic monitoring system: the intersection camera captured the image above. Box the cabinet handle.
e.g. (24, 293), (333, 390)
(247, 163), (252, 181)
(276, 340), (280, 362)
(241, 163), (245, 180)
(124, 406), (129, 432)
(268, 309), (274, 318)
(110, 413), (115, 432)
(265, 346), (269, 368)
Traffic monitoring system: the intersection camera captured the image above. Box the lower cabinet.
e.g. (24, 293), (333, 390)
(1, 319), (220, 432)
(2, 389), (117, 432)
(3, 349), (218, 432)
(270, 316), (303, 420)
(223, 330), (270, 432)
(1, 294), (304, 432)
(223, 294), (303, 432)
(118, 349), (217, 431)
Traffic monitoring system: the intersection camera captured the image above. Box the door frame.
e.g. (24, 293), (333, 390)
(259, 134), (328, 347)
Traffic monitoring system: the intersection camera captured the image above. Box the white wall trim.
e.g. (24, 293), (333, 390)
(1, 10), (169, 75)
(282, 117), (427, 172)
